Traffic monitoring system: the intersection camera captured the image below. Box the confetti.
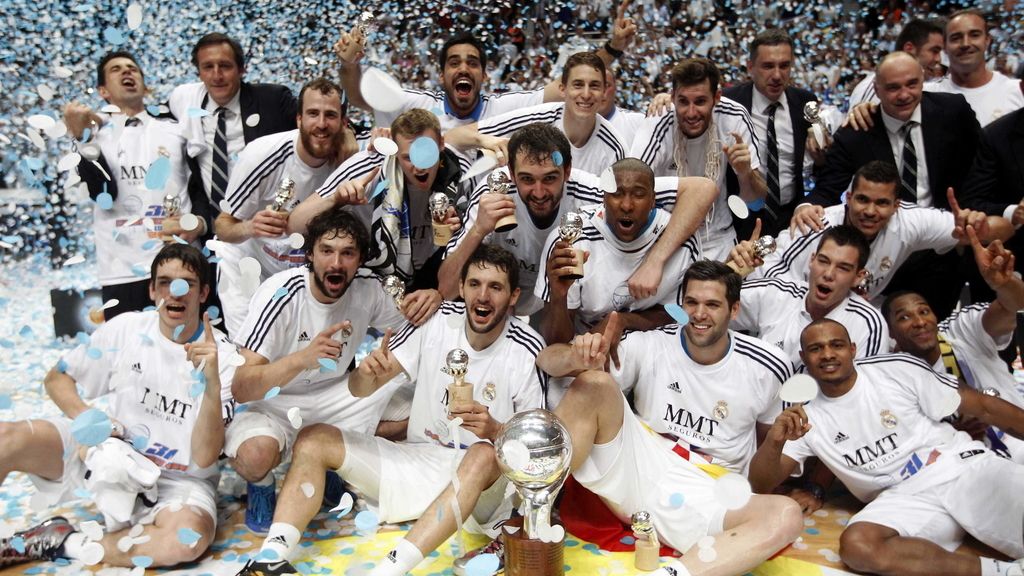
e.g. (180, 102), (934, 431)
(779, 374), (818, 404)
(126, 3), (143, 30)
(264, 386), (281, 400)
(664, 303), (689, 325)
(144, 157), (172, 191)
(464, 553), (501, 576)
(370, 179), (389, 200)
(359, 68), (405, 112)
(169, 278), (189, 296)
(727, 195), (750, 220)
(287, 406), (303, 429)
(245, 114), (261, 127)
(409, 136), (440, 169)
(372, 137), (398, 156)
(288, 233), (305, 249)
(500, 439), (530, 471)
(329, 492), (354, 516)
(70, 408), (112, 446)
(318, 358), (338, 372)
(301, 482), (315, 498)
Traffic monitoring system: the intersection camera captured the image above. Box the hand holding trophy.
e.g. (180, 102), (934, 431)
(429, 192), (453, 246)
(559, 212), (585, 280)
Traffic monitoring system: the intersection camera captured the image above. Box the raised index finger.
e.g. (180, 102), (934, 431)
(357, 166), (381, 189)
(946, 187), (960, 214)
(750, 217), (762, 242)
(203, 312), (214, 342)
(616, 0), (631, 21)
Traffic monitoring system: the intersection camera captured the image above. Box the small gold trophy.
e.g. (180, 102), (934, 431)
(337, 11), (376, 62)
(487, 171), (516, 232)
(429, 192), (453, 246)
(442, 348), (473, 413)
(559, 211), (585, 280)
(270, 177), (296, 213)
(727, 234), (777, 277)
(631, 511), (660, 571)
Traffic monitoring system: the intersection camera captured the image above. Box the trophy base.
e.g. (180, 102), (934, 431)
(432, 221), (453, 246)
(563, 248), (584, 280)
(447, 382), (474, 413)
(495, 215), (517, 233)
(503, 518), (565, 576)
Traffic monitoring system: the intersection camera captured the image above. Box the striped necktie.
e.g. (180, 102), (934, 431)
(764, 101), (782, 218)
(211, 107), (230, 206)
(899, 120), (918, 202)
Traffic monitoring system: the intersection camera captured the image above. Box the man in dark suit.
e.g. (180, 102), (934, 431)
(168, 33), (298, 231)
(792, 51), (983, 320)
(724, 29), (817, 237)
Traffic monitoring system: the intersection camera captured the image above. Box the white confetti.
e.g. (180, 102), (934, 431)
(372, 137), (398, 157)
(301, 482), (315, 498)
(100, 104), (122, 114)
(697, 535), (715, 549)
(288, 232), (304, 249)
(126, 3), (143, 30)
(52, 66), (74, 79)
(27, 130), (46, 151)
(117, 535), (134, 552)
(287, 406), (302, 429)
(27, 114), (56, 131)
(359, 67), (405, 113)
(698, 546), (717, 563)
(713, 473), (752, 510)
(779, 374), (818, 403)
(245, 114), (261, 127)
(37, 83), (55, 101)
(64, 254), (86, 266)
(44, 120), (68, 139)
(58, 152), (81, 173)
(100, 299), (120, 311)
(727, 195), (750, 220)
(228, 352), (247, 367)
(80, 542), (106, 565)
(180, 213), (200, 231)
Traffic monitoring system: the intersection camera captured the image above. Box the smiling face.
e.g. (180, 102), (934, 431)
(672, 79), (719, 138)
(885, 293), (940, 359)
(749, 43), (793, 102)
(441, 43), (485, 117)
(681, 279), (738, 351)
(909, 32), (945, 79)
(298, 89), (344, 161)
(800, 322), (857, 389)
(875, 54), (924, 122)
(459, 261), (519, 336)
(604, 169), (655, 242)
(945, 13), (990, 76)
(308, 230), (362, 302)
(149, 259), (209, 337)
(98, 56), (146, 109)
(846, 178), (899, 240)
(196, 42), (243, 106)
(394, 129), (443, 192)
(561, 64), (605, 119)
(807, 239), (865, 313)
(512, 151), (567, 223)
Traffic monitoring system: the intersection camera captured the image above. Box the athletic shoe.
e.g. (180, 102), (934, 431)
(245, 481), (276, 535)
(0, 517), (75, 567)
(452, 535), (504, 576)
(321, 470), (349, 510)
(234, 558), (298, 576)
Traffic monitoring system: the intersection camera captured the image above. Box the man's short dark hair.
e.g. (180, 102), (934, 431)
(681, 260), (742, 307)
(97, 51), (143, 87)
(852, 160), (899, 193)
(304, 206), (370, 267)
(191, 32), (246, 70)
(508, 123), (572, 173)
(880, 290), (923, 325)
(946, 9), (988, 38)
(816, 225), (871, 270)
(671, 58), (721, 94)
(150, 244), (211, 289)
(749, 29), (794, 61)
(461, 244), (519, 290)
(439, 32), (488, 70)
(800, 318), (851, 349)
(298, 78), (345, 115)
(560, 52), (607, 86)
(896, 19), (943, 50)
(610, 158), (655, 189)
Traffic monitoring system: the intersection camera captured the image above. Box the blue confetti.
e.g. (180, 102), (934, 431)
(173, 324), (185, 340)
(190, 381), (206, 398)
(131, 556), (153, 568)
(142, 239), (161, 251)
(70, 408), (112, 446)
(207, 305), (221, 320)
(551, 150), (563, 166)
(746, 198), (766, 211)
(96, 192), (114, 210)
(187, 108), (211, 118)
(73, 488), (91, 498)
(0, 339), (13, 349)
(132, 265), (149, 277)
(665, 303), (689, 326)
(18, 325), (32, 337)
(619, 536), (636, 545)
(144, 157), (171, 191)
(669, 492), (685, 508)
(318, 358), (338, 373)
(264, 386), (281, 400)
(131, 435), (149, 451)
(271, 287), (289, 301)
(103, 27), (126, 45)
(0, 394), (10, 410)
(409, 137), (439, 169)
(370, 179), (388, 200)
(86, 347), (103, 359)
(354, 510), (379, 531)
(11, 538), (25, 554)
(464, 553), (500, 576)
(805, 528), (820, 535)
(177, 528), (202, 546)
(146, 105), (161, 116)
(169, 278), (189, 297)
(255, 549), (280, 561)
(56, 359), (69, 373)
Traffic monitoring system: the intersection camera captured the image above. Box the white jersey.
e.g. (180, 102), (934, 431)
(478, 102), (628, 175)
(89, 112), (192, 286)
(757, 202), (958, 304)
(446, 167), (605, 315)
(629, 98), (761, 260)
(535, 206), (697, 332)
(734, 277), (890, 369)
(604, 106), (647, 149)
(388, 301), (546, 447)
(782, 354), (983, 502)
(219, 130), (337, 279)
(60, 311), (236, 480)
(234, 267), (406, 431)
(611, 326), (791, 474)
(372, 87), (546, 133)
(933, 303), (1024, 461)
(928, 71), (1024, 126)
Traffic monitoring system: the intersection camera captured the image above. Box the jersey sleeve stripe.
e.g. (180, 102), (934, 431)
(847, 299), (885, 356)
(734, 337), (792, 383)
(316, 154), (383, 198)
(242, 275), (305, 352)
(762, 229), (823, 277)
(855, 353), (959, 389)
(638, 114), (673, 166)
(226, 141), (294, 212)
(480, 108), (563, 137)
(741, 277), (807, 300)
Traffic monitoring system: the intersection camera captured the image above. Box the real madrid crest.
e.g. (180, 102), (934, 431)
(157, 146), (170, 158)
(879, 257), (893, 272)
(483, 382), (497, 402)
(880, 409), (897, 429)
(433, 419), (452, 443)
(713, 401), (729, 420)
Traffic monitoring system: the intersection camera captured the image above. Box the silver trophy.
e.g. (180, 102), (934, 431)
(270, 177), (296, 213)
(487, 171), (517, 232)
(495, 409), (572, 541)
(752, 234), (777, 259)
(559, 212), (585, 280)
(382, 275), (405, 308)
(162, 193), (181, 217)
(429, 192), (453, 246)
(803, 101), (828, 149)
(443, 348), (473, 412)
(355, 11), (376, 36)
(339, 12), (377, 62)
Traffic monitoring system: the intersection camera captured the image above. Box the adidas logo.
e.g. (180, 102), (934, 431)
(268, 535), (288, 546)
(668, 382), (681, 393)
(131, 362), (142, 374)
(386, 550), (398, 564)
(504, 237), (518, 247)
(297, 331), (310, 342)
(834, 432), (850, 444)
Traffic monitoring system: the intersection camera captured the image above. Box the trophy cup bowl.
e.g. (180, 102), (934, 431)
(558, 212), (585, 280)
(495, 409), (572, 576)
(271, 177), (296, 213)
(429, 192), (452, 246)
(487, 171), (517, 233)
(163, 193), (181, 217)
(803, 101), (827, 149)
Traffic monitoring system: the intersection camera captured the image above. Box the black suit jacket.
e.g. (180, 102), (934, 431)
(809, 91), (980, 211)
(183, 81), (297, 236)
(722, 83), (816, 235)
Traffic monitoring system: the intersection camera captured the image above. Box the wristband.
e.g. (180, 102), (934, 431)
(603, 41), (624, 59)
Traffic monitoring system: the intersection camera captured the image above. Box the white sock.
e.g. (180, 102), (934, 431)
(654, 559), (693, 576)
(59, 532), (88, 560)
(260, 523), (301, 561)
(980, 557), (1024, 576)
(251, 473), (275, 487)
(369, 538), (424, 576)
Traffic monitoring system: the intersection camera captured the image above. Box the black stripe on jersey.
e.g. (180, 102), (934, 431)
(243, 275), (305, 353)
(440, 301), (466, 315)
(400, 89), (445, 103)
(638, 114), (674, 166)
(742, 277), (807, 300)
(846, 298), (885, 356)
(480, 107), (563, 137)
(715, 101), (758, 148)
(652, 324), (680, 336)
(763, 229), (825, 277)
(227, 140), (294, 211)
(317, 154), (383, 198)
(594, 125), (626, 159)
(387, 318), (420, 351)
(508, 322), (544, 357)
(856, 353), (959, 389)
(937, 302), (989, 332)
(566, 180), (603, 204)
(734, 336), (792, 384)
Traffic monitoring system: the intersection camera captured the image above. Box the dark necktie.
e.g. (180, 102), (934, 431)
(211, 107), (230, 205)
(764, 101), (782, 218)
(899, 121), (918, 202)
